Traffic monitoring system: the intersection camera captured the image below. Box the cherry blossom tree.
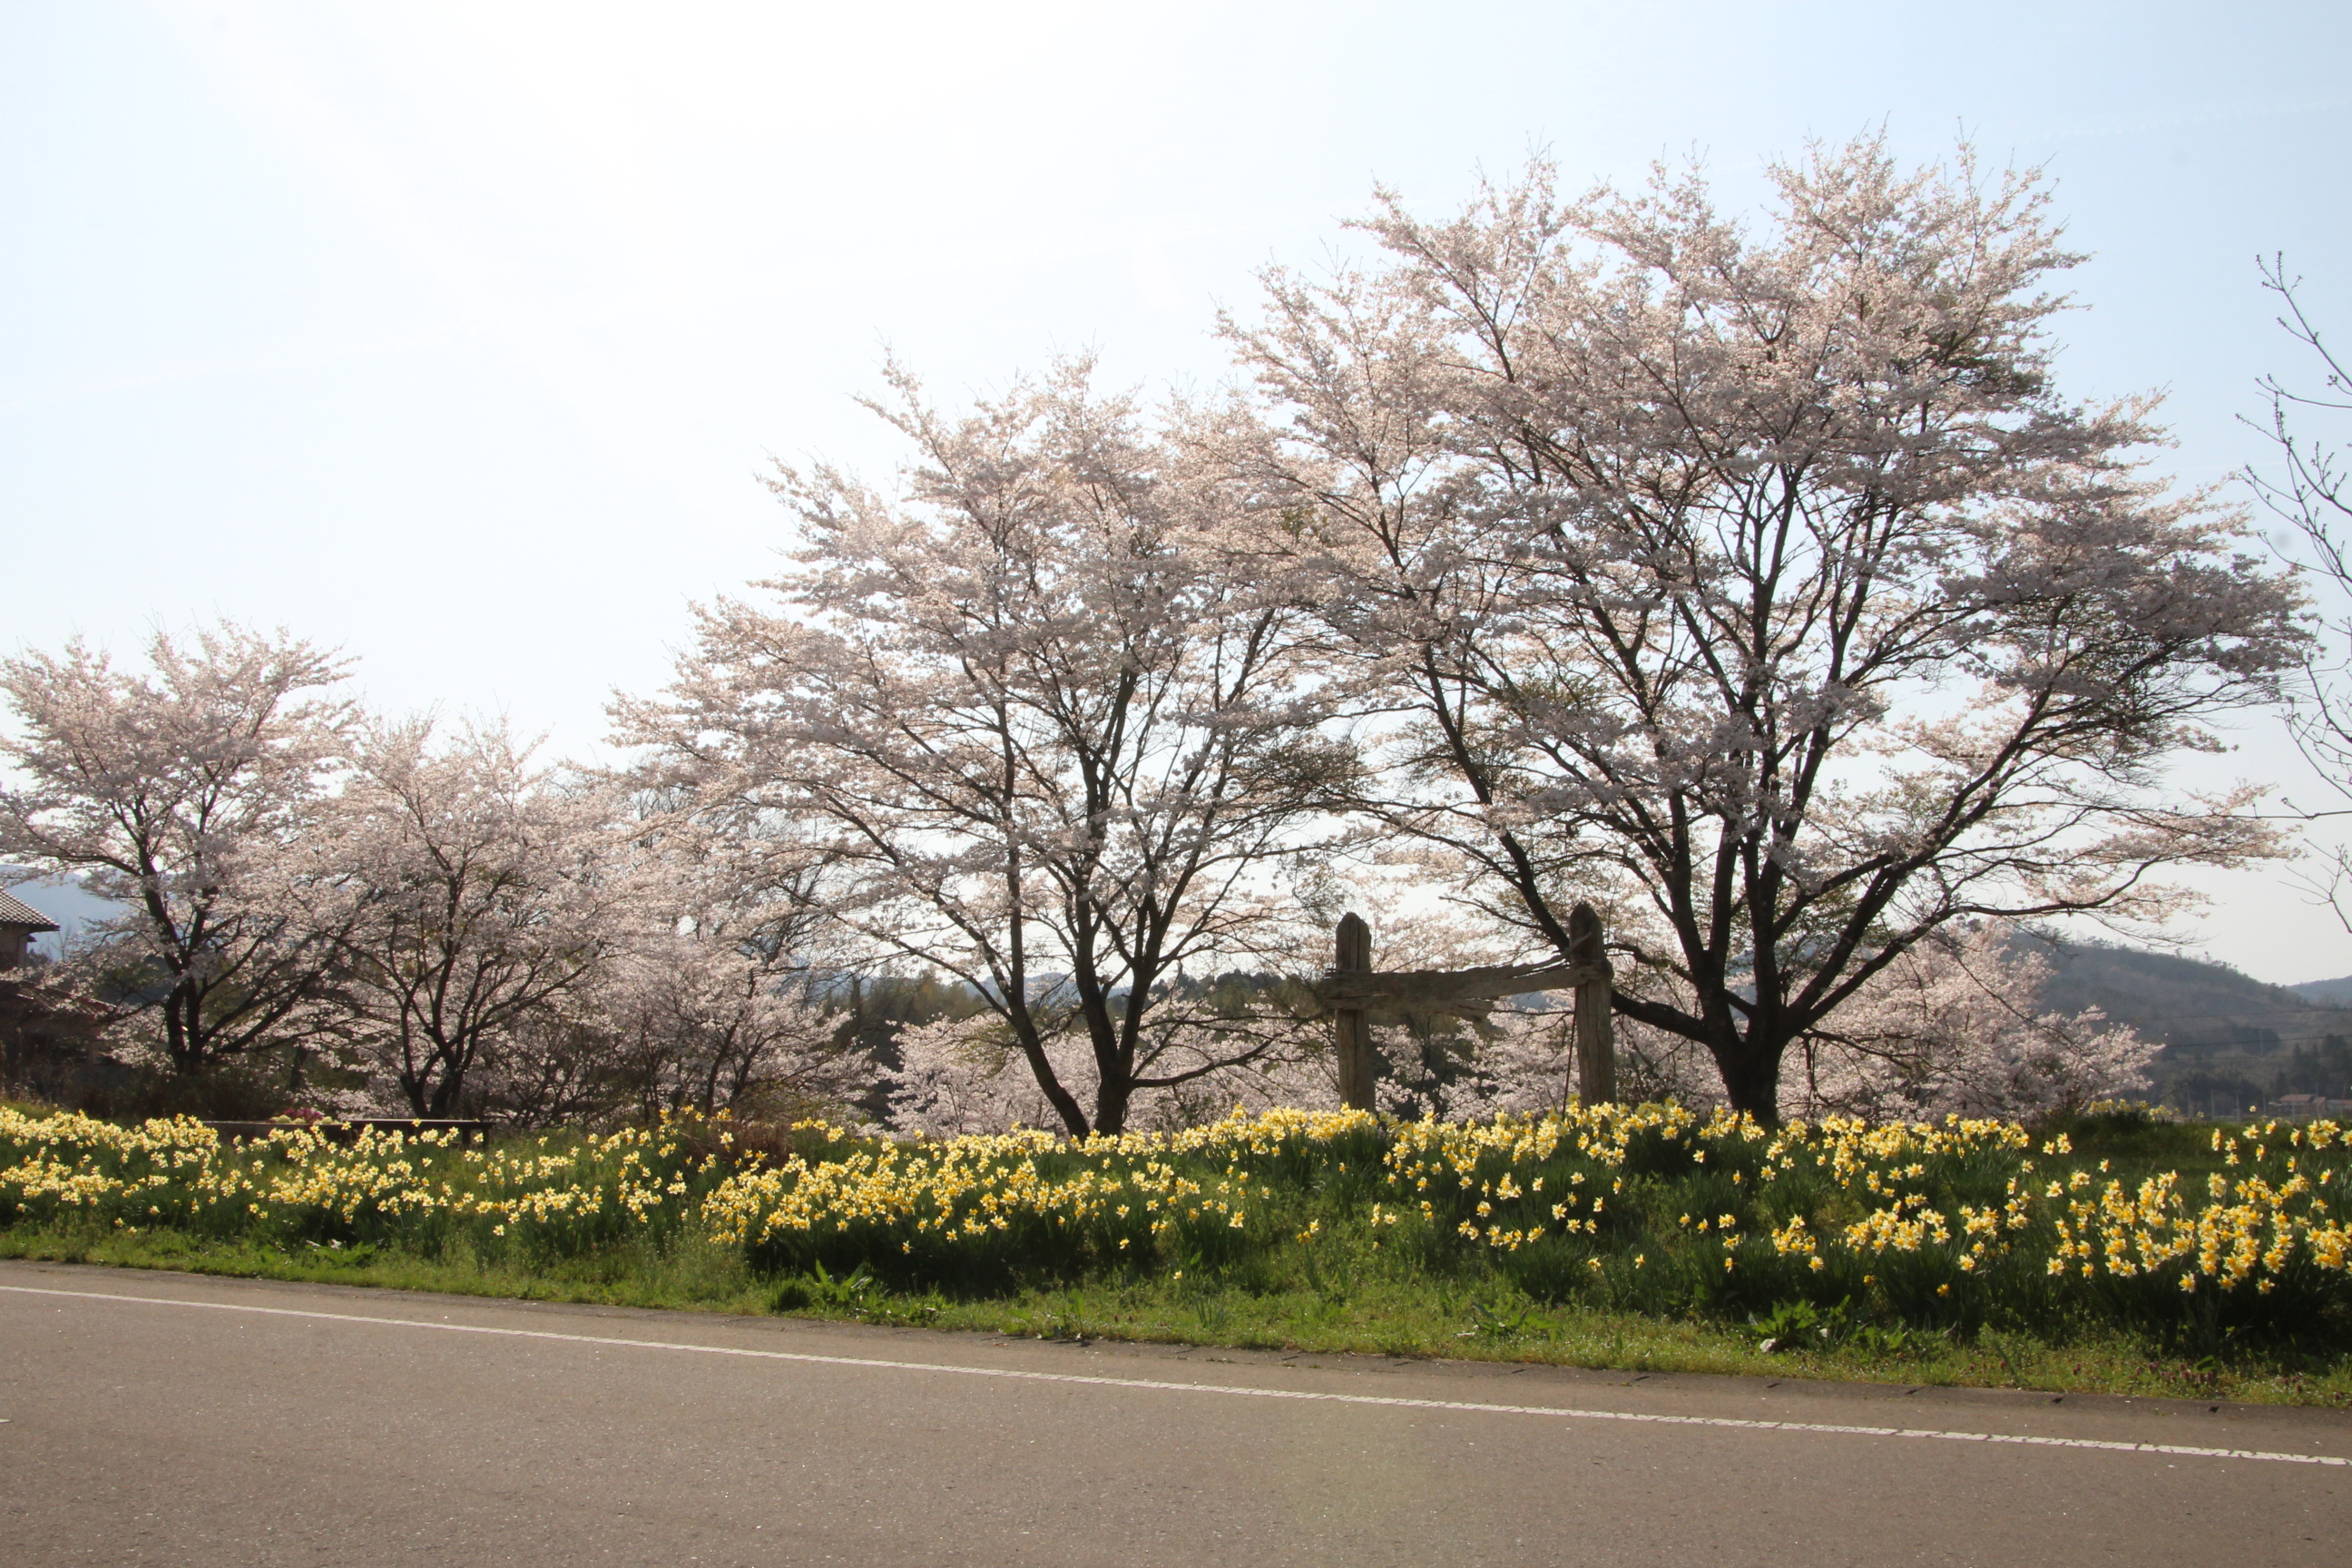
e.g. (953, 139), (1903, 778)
(884, 992), (1329, 1136)
(0, 625), (357, 1075)
(489, 925), (861, 1126)
(617, 360), (1348, 1135)
(612, 932), (858, 1115)
(560, 818), (867, 1122)
(318, 719), (620, 1117)
(883, 1013), (1106, 1137)
(1782, 922), (2157, 1119)
(1224, 134), (2305, 1124)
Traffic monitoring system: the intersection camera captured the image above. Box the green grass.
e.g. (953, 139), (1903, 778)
(5, 1101), (2349, 1408)
(7, 1217), (2347, 1407)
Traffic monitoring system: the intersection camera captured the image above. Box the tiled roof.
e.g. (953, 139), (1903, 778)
(0, 889), (61, 931)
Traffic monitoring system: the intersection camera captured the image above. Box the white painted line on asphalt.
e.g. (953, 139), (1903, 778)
(6, 1281), (2346, 1468)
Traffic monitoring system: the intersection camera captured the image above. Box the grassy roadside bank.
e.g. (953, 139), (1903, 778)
(5, 1223), (2347, 1407)
(6, 1099), (2350, 1408)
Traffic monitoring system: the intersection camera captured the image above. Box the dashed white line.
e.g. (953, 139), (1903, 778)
(4, 1281), (2344, 1468)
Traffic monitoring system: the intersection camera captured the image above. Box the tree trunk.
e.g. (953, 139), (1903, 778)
(1714, 1033), (1784, 1127)
(1008, 1019), (1093, 1138)
(1092, 1073), (1132, 1137)
(164, 982), (201, 1076)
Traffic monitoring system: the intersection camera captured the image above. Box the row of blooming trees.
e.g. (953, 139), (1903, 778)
(0, 630), (858, 1120)
(3, 135), (2308, 1129)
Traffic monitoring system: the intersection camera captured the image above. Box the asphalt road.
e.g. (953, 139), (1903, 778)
(2, 1259), (2347, 1566)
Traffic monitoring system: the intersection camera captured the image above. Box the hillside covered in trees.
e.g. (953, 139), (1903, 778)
(2012, 932), (2352, 1111)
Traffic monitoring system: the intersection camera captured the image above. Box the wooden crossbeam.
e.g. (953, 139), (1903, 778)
(1325, 901), (1617, 1111)
(1314, 961), (1610, 1008)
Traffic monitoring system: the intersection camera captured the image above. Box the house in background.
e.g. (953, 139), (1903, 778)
(0, 889), (60, 970)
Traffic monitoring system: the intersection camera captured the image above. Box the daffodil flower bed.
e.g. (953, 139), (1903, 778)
(703, 1107), (1393, 1288)
(1372, 1104), (2352, 1339)
(0, 1108), (738, 1264)
(5, 1102), (2349, 1347)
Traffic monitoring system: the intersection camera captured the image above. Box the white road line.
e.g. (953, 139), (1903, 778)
(5, 1281), (2346, 1468)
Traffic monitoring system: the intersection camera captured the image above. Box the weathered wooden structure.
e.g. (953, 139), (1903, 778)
(0, 889), (59, 972)
(1316, 903), (1615, 1112)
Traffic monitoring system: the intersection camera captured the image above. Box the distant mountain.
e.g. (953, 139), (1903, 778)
(2288, 975), (2352, 1007)
(2001, 930), (2352, 1110)
(2014, 930), (2348, 1055)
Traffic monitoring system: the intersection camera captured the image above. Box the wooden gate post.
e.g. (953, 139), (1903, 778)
(1333, 912), (1375, 1112)
(1567, 902), (1616, 1106)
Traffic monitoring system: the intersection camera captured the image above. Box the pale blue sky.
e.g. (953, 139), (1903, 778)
(5, 1), (2350, 977)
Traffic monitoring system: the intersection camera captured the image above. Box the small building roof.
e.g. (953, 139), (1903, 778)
(0, 889), (61, 933)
